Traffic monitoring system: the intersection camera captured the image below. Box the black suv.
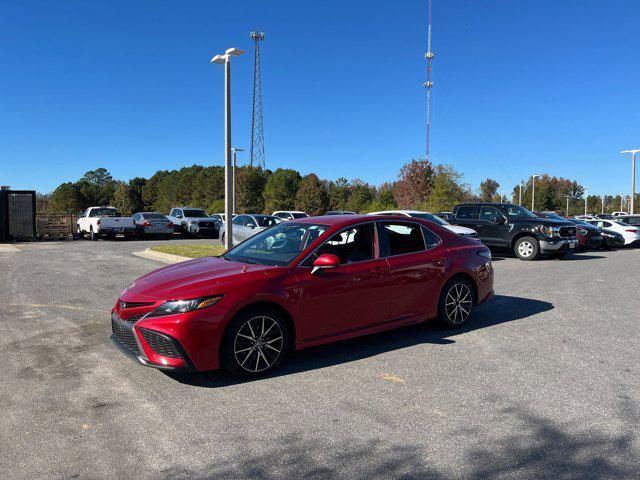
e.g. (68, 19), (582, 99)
(450, 203), (578, 260)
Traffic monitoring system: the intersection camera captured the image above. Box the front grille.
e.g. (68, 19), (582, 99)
(111, 318), (140, 355)
(120, 301), (154, 309)
(198, 222), (214, 228)
(559, 226), (576, 238)
(123, 314), (144, 323)
(139, 328), (183, 359)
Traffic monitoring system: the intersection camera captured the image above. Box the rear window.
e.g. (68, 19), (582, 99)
(183, 209), (207, 217)
(142, 213), (166, 220)
(292, 213), (308, 219)
(255, 216), (281, 227)
(91, 208), (120, 217)
(455, 205), (479, 220)
(380, 222), (426, 256)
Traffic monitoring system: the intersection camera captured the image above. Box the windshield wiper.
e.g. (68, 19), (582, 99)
(234, 257), (260, 265)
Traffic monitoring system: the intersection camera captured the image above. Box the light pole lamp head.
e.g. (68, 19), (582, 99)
(225, 47), (245, 56)
(231, 147), (245, 153)
(211, 54), (226, 64)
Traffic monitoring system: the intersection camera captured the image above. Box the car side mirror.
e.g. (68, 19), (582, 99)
(311, 254), (341, 275)
(176, 214), (183, 219)
(247, 223), (255, 229)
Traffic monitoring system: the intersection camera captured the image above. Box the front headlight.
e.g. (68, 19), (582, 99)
(477, 249), (492, 260)
(188, 220), (199, 224)
(538, 225), (553, 237)
(577, 228), (587, 236)
(147, 295), (223, 317)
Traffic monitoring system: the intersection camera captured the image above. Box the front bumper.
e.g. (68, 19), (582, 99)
(110, 312), (195, 372)
(539, 237), (578, 252)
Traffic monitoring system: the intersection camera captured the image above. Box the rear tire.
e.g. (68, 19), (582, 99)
(437, 277), (475, 328)
(220, 307), (290, 378)
(514, 236), (539, 261)
(76, 225), (84, 239)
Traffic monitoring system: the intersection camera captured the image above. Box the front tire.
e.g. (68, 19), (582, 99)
(437, 277), (475, 328)
(76, 225), (84, 239)
(220, 307), (289, 378)
(514, 236), (539, 260)
(90, 227), (98, 241)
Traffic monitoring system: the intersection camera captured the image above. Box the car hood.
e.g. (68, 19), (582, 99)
(514, 217), (570, 227)
(123, 257), (273, 301)
(444, 225), (476, 235)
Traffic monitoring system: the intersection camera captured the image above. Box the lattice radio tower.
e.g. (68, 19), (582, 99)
(423, 0), (434, 161)
(250, 30), (265, 168)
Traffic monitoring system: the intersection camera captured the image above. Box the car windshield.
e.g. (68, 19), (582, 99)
(292, 212), (308, 219)
(408, 212), (449, 225)
(92, 208), (120, 217)
(223, 223), (330, 266)
(143, 213), (166, 220)
(572, 220), (592, 227)
(254, 216), (282, 227)
(543, 213), (571, 222)
(183, 209), (207, 217)
(503, 205), (539, 219)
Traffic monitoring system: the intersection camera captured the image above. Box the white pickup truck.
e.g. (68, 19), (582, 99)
(76, 207), (136, 241)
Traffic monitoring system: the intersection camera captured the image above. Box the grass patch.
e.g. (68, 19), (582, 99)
(150, 244), (226, 259)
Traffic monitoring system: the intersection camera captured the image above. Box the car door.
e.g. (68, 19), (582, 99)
(477, 206), (510, 246)
(378, 221), (447, 321)
(232, 215), (248, 245)
(294, 222), (390, 341)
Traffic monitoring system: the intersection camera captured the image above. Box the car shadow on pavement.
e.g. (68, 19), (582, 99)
(155, 403), (639, 479)
(167, 295), (553, 388)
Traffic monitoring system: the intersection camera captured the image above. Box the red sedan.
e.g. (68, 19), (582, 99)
(111, 215), (494, 377)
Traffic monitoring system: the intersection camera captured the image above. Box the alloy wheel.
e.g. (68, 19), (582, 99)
(444, 282), (473, 324)
(518, 241), (534, 257)
(233, 316), (284, 373)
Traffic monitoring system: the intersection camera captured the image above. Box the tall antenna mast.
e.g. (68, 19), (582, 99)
(249, 30), (265, 169)
(423, 0), (434, 161)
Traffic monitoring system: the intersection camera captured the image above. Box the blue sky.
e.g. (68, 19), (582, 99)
(1, 0), (639, 196)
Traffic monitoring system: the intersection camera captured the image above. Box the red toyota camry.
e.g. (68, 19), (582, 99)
(111, 215), (493, 377)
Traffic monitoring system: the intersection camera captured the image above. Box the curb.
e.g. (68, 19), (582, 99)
(0, 244), (21, 252)
(132, 248), (191, 264)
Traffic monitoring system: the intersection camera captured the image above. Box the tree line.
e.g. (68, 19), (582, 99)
(38, 162), (637, 217)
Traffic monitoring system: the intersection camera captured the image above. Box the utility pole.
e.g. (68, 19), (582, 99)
(621, 149), (639, 215)
(212, 47), (245, 249)
(423, 0), (434, 160)
(584, 188), (588, 215)
(531, 175), (540, 211)
(601, 195), (605, 214)
(620, 194), (624, 212)
(565, 195), (570, 216)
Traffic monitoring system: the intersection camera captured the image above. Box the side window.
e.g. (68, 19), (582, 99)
(479, 206), (504, 223)
(308, 223), (375, 265)
(246, 217), (256, 227)
(275, 212), (285, 218)
(380, 222), (425, 256)
(421, 226), (440, 250)
(233, 215), (246, 226)
(133, 214), (140, 221)
(455, 205), (479, 220)
(602, 221), (612, 228)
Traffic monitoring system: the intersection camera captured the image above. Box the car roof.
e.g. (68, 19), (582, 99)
(291, 214), (429, 227)
(456, 202), (517, 207)
(274, 210), (306, 214)
(370, 210), (437, 215)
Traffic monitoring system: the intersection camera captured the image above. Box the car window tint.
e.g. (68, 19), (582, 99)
(421, 226), (440, 250)
(255, 216), (280, 227)
(479, 206), (504, 222)
(381, 222), (425, 256)
(312, 223), (375, 265)
(456, 205), (479, 220)
(233, 215), (246, 226)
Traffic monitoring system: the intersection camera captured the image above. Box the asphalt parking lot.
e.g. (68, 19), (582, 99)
(1, 238), (639, 479)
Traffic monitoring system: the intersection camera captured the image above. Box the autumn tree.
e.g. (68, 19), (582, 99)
(394, 159), (434, 209)
(425, 165), (467, 212)
(479, 178), (500, 202)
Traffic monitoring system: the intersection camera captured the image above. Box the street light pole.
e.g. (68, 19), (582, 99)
(565, 195), (570, 216)
(231, 147), (244, 215)
(531, 175), (540, 211)
(518, 182), (523, 206)
(621, 149), (639, 215)
(601, 195), (605, 214)
(212, 48), (245, 249)
(584, 187), (588, 215)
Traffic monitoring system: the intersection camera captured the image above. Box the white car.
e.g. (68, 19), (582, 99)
(273, 210), (309, 221)
(584, 219), (640, 246)
(612, 211), (628, 217)
(575, 214), (599, 221)
(76, 206), (135, 241)
(168, 207), (220, 237)
(221, 214), (282, 246)
(368, 210), (479, 238)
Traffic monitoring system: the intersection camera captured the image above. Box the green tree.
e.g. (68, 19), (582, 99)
(479, 178), (500, 202)
(347, 180), (373, 213)
(295, 174), (328, 215)
(111, 182), (134, 215)
(425, 164), (467, 212)
(76, 168), (116, 206)
(237, 167), (269, 213)
(328, 177), (351, 210)
(394, 159), (434, 209)
(128, 177), (147, 213)
(263, 168), (302, 212)
(48, 182), (84, 213)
